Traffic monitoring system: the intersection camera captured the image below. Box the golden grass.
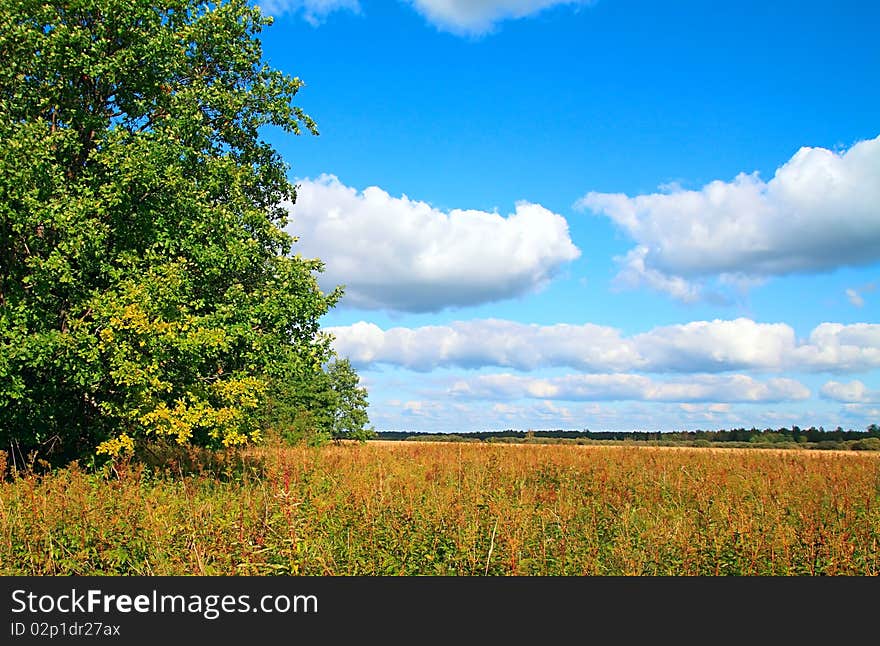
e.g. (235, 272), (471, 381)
(1, 441), (878, 575)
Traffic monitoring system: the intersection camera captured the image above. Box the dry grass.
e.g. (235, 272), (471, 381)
(1, 441), (878, 575)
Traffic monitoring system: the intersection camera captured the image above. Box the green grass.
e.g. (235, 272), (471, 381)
(1, 442), (879, 575)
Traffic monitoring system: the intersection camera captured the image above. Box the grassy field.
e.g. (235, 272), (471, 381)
(1, 441), (879, 575)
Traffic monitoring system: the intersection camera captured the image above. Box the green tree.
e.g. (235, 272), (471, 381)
(0, 0), (342, 464)
(325, 358), (373, 442)
(265, 359), (374, 446)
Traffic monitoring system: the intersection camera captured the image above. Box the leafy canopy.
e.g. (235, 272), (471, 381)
(266, 358), (374, 446)
(0, 0), (360, 463)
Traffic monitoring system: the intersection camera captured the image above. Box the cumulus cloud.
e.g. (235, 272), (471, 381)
(448, 373), (811, 403)
(614, 246), (704, 303)
(406, 0), (592, 35)
(327, 318), (880, 374)
(258, 0), (360, 24)
(328, 318), (636, 371)
(286, 175), (580, 312)
(820, 380), (880, 403)
(791, 323), (880, 372)
(632, 318), (796, 372)
(576, 136), (880, 301)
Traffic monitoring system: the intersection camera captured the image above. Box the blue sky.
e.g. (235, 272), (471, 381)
(256, 0), (879, 432)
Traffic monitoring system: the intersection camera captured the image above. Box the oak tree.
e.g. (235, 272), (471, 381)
(0, 0), (349, 463)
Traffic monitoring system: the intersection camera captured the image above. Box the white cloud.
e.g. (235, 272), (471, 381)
(679, 403), (731, 414)
(328, 318), (880, 374)
(258, 0), (360, 24)
(258, 0), (592, 32)
(821, 380), (880, 403)
(846, 288), (865, 308)
(287, 175), (580, 312)
(448, 373), (811, 403)
(632, 318), (796, 372)
(841, 403), (880, 423)
(406, 0), (592, 35)
(791, 323), (880, 372)
(400, 400), (445, 417)
(846, 281), (876, 308)
(534, 400), (576, 422)
(491, 402), (522, 416)
(577, 135), (880, 301)
(328, 318), (636, 371)
(614, 246), (704, 303)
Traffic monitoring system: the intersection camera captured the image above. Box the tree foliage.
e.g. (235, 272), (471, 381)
(0, 0), (361, 463)
(265, 358), (375, 446)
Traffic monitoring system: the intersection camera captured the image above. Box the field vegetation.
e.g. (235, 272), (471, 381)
(2, 441), (878, 575)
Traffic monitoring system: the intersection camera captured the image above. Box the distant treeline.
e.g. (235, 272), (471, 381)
(375, 424), (880, 448)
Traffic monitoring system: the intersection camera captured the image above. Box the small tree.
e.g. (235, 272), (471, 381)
(326, 359), (373, 442)
(0, 0), (342, 464)
(266, 359), (374, 445)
